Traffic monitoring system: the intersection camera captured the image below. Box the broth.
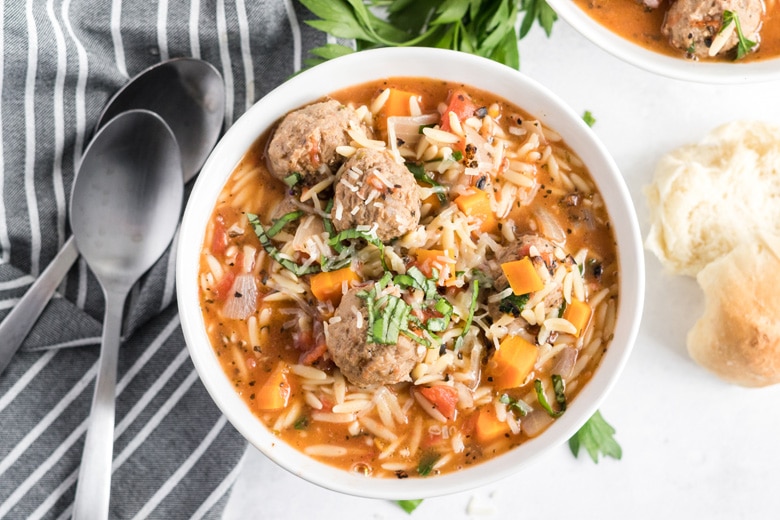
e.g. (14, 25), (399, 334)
(198, 78), (619, 478)
(573, 0), (780, 62)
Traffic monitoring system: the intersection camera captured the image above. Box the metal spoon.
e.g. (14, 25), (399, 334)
(0, 58), (224, 375)
(69, 109), (183, 520)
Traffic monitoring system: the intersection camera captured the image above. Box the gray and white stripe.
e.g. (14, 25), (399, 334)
(0, 1), (326, 518)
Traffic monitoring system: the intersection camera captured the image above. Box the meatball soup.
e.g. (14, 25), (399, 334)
(197, 78), (620, 478)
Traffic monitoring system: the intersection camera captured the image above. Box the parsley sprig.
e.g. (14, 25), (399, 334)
(299, 0), (557, 69)
(722, 10), (757, 60)
(569, 410), (622, 463)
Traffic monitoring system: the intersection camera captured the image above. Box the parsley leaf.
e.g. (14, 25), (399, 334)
(299, 0), (557, 70)
(582, 110), (596, 127)
(722, 10), (757, 60)
(397, 499), (424, 514)
(568, 410), (622, 463)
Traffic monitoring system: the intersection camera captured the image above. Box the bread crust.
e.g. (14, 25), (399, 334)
(687, 234), (780, 387)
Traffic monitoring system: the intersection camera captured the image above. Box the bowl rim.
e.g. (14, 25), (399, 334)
(546, 0), (780, 84)
(177, 46), (645, 499)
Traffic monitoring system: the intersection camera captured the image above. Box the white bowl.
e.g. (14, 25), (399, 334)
(547, 0), (780, 84)
(177, 47), (645, 499)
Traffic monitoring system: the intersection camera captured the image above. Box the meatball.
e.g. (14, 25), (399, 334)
(494, 234), (568, 312)
(267, 99), (368, 185)
(331, 148), (421, 243)
(662, 0), (763, 59)
(326, 287), (423, 387)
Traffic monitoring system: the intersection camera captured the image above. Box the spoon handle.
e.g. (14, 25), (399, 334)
(0, 236), (79, 375)
(71, 288), (126, 520)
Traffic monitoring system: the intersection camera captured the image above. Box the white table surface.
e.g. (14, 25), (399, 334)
(222, 18), (780, 520)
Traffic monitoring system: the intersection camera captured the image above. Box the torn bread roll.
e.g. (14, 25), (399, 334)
(687, 234), (780, 387)
(645, 121), (780, 277)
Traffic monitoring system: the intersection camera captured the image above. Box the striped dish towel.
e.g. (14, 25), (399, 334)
(0, 1), (332, 518)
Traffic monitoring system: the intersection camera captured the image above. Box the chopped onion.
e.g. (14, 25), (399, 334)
(222, 273), (258, 320)
(551, 346), (578, 379)
(387, 113), (440, 155)
(520, 409), (554, 438)
(534, 207), (567, 244)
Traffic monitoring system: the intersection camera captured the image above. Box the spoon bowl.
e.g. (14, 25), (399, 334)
(97, 57), (225, 181)
(70, 109), (183, 519)
(0, 58), (225, 375)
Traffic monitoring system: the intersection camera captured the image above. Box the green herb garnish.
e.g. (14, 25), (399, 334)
(393, 266), (452, 336)
(397, 499), (424, 514)
(406, 162), (447, 204)
(283, 171), (302, 188)
(454, 279), (479, 350)
(499, 393), (530, 416)
(722, 10), (757, 60)
(328, 227), (388, 270)
(534, 374), (566, 418)
(568, 410), (622, 463)
(451, 150), (463, 161)
(248, 213), (320, 276)
(582, 110), (596, 127)
(417, 451), (440, 476)
(293, 416), (309, 430)
(498, 292), (529, 317)
(265, 210), (303, 238)
(299, 0), (557, 70)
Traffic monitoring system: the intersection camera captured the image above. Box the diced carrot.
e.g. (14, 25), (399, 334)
(454, 189), (497, 234)
(414, 249), (455, 284)
(440, 89), (478, 133)
(501, 257), (544, 295)
(490, 335), (538, 389)
(475, 406), (510, 443)
(254, 362), (291, 411)
(563, 298), (592, 337)
(418, 385), (459, 421)
(382, 88), (417, 118)
(418, 181), (442, 212)
(309, 267), (360, 305)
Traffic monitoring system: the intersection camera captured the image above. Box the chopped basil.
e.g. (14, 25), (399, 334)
(247, 213), (320, 276)
(498, 292), (529, 317)
(328, 228), (388, 271)
(322, 198), (339, 249)
(406, 162), (447, 204)
(416, 451), (439, 476)
(293, 416), (309, 430)
(265, 210), (303, 238)
(534, 374), (566, 418)
(393, 266), (454, 337)
(283, 171), (302, 188)
(499, 393), (530, 416)
(454, 279), (479, 350)
(451, 150), (463, 161)
(417, 123), (435, 134)
(722, 10), (757, 60)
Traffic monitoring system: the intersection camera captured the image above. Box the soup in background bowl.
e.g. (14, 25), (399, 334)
(547, 0), (780, 83)
(177, 47), (644, 499)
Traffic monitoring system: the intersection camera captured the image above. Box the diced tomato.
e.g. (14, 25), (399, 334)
(294, 320), (328, 366)
(419, 385), (459, 421)
(211, 215), (228, 256)
(440, 89), (478, 133)
(211, 271), (236, 302)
